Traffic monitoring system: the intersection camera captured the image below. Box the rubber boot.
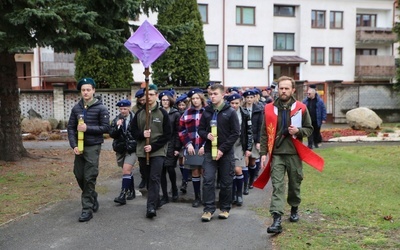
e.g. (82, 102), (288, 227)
(267, 213), (283, 234)
(114, 188), (128, 205)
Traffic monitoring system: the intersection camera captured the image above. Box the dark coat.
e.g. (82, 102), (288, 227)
(164, 107), (182, 167)
(109, 111), (137, 154)
(238, 107), (253, 152)
(249, 103), (263, 144)
(67, 96), (110, 148)
(198, 102), (240, 154)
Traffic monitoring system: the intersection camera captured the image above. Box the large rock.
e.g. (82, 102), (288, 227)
(346, 107), (382, 130)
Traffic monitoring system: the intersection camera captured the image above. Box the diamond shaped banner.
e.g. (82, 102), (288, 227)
(124, 20), (170, 68)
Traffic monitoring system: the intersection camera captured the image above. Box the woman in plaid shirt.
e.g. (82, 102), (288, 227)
(178, 88), (206, 207)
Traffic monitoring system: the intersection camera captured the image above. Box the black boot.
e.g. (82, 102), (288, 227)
(114, 189), (128, 205)
(172, 187), (179, 202)
(192, 192), (202, 207)
(138, 177), (146, 189)
(267, 213), (283, 234)
(236, 189), (243, 207)
(159, 195), (169, 207)
(180, 181), (188, 194)
(243, 180), (249, 195)
(289, 206), (299, 222)
(127, 178), (136, 200)
(249, 176), (254, 189)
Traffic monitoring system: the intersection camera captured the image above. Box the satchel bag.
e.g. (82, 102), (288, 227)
(184, 149), (204, 166)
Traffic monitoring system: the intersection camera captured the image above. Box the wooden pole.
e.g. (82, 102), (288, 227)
(144, 67), (150, 165)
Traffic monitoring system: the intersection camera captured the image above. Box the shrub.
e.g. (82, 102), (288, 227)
(367, 133), (378, 137)
(47, 118), (59, 130)
(333, 132), (342, 137)
(381, 128), (395, 133)
(22, 134), (37, 140)
(49, 134), (62, 140)
(21, 118), (51, 134)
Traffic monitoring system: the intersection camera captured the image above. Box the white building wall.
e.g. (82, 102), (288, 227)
(124, 0), (397, 87)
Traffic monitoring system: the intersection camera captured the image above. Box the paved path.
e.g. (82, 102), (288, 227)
(1, 141), (273, 250)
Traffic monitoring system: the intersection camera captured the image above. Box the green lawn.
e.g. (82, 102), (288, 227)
(258, 145), (400, 250)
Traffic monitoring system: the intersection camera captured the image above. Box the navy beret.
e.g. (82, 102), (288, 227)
(187, 88), (203, 98)
(116, 99), (131, 107)
(77, 77), (96, 90)
(243, 90), (256, 97)
(135, 88), (145, 98)
(168, 88), (176, 96)
(309, 84), (317, 89)
(228, 87), (239, 93)
(226, 93), (242, 103)
(176, 94), (187, 104)
(158, 90), (173, 100)
(253, 88), (262, 95)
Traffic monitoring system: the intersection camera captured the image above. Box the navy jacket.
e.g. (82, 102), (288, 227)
(67, 96), (110, 148)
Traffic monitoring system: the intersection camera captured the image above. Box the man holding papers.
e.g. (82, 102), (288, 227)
(258, 76), (313, 234)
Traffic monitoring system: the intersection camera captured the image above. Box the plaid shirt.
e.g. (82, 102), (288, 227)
(179, 107), (205, 148)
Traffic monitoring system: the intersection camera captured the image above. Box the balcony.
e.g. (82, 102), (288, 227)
(356, 27), (397, 44)
(355, 55), (395, 81)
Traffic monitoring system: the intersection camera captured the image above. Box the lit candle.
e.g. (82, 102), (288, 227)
(211, 120), (217, 160)
(78, 114), (84, 153)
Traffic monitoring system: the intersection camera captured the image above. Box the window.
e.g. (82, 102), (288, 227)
(273, 33), (294, 51)
(356, 14), (376, 27)
(248, 46), (263, 68)
(206, 45), (218, 68)
(236, 6), (255, 25)
(274, 5), (295, 17)
(356, 49), (377, 55)
(228, 46), (244, 68)
(198, 4), (208, 23)
(329, 48), (343, 65)
(311, 10), (326, 28)
(311, 47), (325, 65)
(330, 11), (343, 29)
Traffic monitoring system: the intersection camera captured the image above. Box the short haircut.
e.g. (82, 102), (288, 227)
(277, 76), (295, 89)
(210, 84), (224, 93)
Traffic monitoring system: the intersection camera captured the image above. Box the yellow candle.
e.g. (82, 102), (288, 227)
(211, 121), (217, 160)
(78, 115), (84, 153)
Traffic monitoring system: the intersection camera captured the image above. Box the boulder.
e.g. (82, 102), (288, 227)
(346, 107), (382, 130)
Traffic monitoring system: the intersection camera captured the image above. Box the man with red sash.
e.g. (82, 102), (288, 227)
(259, 76), (313, 234)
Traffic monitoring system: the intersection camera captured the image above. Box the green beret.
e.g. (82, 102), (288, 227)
(77, 77), (96, 90)
(148, 84), (158, 92)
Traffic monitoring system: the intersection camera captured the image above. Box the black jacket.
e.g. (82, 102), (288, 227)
(198, 102), (240, 154)
(109, 111), (137, 154)
(249, 103), (264, 144)
(67, 96), (110, 148)
(238, 107), (253, 152)
(164, 107), (182, 167)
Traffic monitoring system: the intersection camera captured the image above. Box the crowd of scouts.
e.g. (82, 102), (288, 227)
(68, 76), (315, 234)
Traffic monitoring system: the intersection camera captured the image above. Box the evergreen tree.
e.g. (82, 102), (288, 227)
(152, 0), (209, 87)
(75, 48), (133, 89)
(0, 0), (172, 161)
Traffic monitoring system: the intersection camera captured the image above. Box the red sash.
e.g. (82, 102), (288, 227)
(253, 102), (324, 189)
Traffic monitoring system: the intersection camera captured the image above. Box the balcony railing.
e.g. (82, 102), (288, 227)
(356, 27), (396, 44)
(355, 55), (395, 80)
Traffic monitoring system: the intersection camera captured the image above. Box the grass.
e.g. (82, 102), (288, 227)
(0, 148), (119, 225)
(258, 145), (400, 250)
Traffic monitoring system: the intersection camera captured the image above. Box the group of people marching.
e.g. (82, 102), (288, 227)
(68, 76), (321, 234)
